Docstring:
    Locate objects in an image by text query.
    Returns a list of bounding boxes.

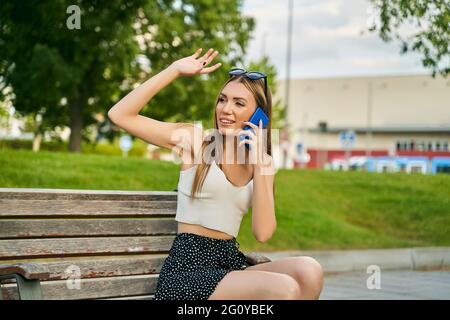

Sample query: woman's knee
[255,272,301,300]
[292,256,324,298]
[271,274,301,300]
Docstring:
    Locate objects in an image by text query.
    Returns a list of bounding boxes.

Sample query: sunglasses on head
[228,68,268,99]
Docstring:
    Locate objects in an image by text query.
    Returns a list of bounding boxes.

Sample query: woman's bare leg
[245,256,324,300]
[208,270,301,300]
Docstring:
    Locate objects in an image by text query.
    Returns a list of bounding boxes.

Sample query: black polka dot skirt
[154,232,248,300]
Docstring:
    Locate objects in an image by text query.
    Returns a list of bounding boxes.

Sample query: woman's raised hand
[170,48,222,77]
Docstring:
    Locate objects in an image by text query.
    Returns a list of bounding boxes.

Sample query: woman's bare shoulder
[172,122,205,146]
[172,123,205,167]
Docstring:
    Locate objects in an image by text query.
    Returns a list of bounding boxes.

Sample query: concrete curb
[257,247,450,273]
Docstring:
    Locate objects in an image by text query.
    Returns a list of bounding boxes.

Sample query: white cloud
[242,0,429,79]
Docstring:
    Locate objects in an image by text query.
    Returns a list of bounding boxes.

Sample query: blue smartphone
[239,107,269,150]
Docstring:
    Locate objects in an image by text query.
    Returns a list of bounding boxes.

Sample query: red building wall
[296,149,450,169]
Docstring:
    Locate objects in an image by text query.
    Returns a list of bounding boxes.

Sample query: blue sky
[242,0,430,79]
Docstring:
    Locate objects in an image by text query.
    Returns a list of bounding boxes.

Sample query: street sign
[119,135,132,157]
[339,130,356,150]
[295,143,310,165]
[296,143,303,155]
[300,153,311,163]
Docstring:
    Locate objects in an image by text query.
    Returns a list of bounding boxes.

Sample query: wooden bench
[0,188,271,300]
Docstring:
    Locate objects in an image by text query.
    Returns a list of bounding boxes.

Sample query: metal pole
[261,32,267,59]
[284,0,294,168]
[366,81,373,158]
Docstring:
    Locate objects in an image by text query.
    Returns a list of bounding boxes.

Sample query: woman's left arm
[239,120,277,242]
[251,159,276,242]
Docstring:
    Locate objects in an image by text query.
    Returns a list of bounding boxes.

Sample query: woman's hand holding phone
[238,119,272,169]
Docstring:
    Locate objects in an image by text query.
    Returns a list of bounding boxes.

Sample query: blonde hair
[190,74,273,198]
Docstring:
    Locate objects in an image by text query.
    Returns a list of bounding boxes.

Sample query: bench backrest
[0,188,177,300]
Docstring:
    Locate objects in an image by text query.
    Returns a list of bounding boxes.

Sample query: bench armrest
[0,263,50,281]
[244,252,271,266]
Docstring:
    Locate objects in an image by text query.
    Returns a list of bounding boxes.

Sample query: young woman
[108,48,324,300]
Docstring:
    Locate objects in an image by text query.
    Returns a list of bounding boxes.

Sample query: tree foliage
[0,0,258,151]
[368,0,450,77]
[136,0,254,123]
[0,0,145,151]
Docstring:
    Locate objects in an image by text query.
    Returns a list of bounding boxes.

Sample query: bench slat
[0,200,176,217]
[0,188,177,201]
[0,254,167,280]
[0,219,177,238]
[2,274,159,300]
[0,236,175,259]
[0,263,50,280]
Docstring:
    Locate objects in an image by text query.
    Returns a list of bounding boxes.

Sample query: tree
[0,0,145,152]
[368,0,450,77]
[134,0,254,125]
[0,0,255,152]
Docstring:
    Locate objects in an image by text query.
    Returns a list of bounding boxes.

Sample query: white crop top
[175,161,253,238]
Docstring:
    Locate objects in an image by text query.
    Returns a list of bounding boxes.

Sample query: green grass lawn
[1,148,449,251]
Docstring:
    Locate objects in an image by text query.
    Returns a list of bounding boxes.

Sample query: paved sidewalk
[262,247,450,273]
[320,270,450,300]
[258,247,450,299]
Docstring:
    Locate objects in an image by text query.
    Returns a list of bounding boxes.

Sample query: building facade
[275,74,450,173]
